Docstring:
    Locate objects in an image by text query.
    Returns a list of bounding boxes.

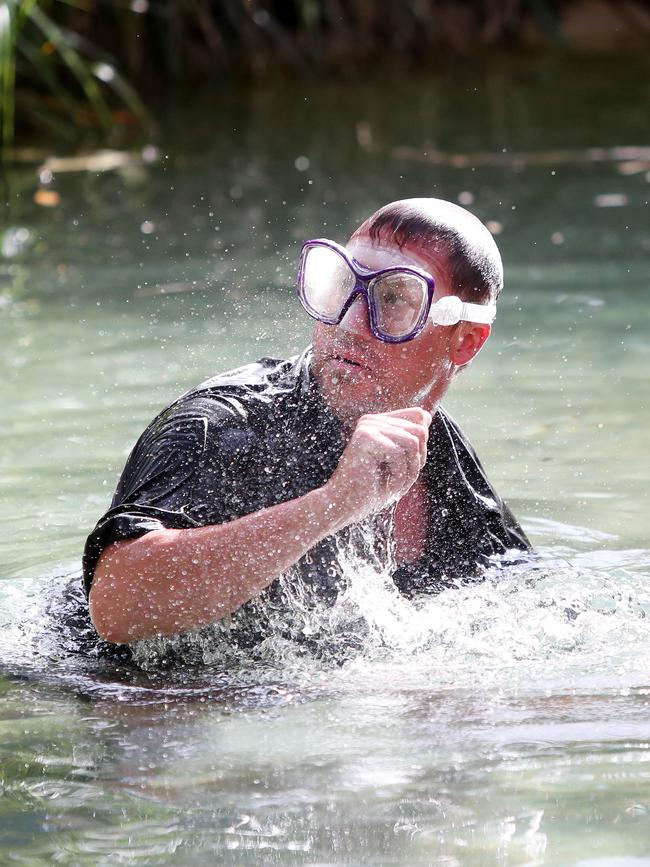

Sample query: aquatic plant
[2,0,648,155]
[0,0,147,153]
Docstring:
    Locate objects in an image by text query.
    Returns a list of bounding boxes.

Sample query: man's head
[308,198,503,427]
[352,197,503,304]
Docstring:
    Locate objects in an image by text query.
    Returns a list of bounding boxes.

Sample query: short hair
[352,198,503,304]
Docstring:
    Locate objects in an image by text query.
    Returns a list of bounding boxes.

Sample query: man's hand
[324,407,432,528]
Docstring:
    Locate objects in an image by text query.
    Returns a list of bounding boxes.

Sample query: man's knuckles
[370,418,429,449]
[358,417,428,444]
[361,412,430,434]
[385,407,432,426]
[354,428,421,464]
[357,406,433,428]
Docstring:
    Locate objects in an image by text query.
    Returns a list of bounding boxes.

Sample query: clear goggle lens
[370,272,428,339]
[301,245,355,320]
[302,245,428,338]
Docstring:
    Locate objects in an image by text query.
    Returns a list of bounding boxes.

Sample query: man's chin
[315,369,390,423]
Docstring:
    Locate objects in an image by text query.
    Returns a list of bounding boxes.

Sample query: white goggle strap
[460,300,497,325]
[429,295,496,326]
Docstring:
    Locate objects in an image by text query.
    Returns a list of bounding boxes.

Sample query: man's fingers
[358,416,428,469]
[381,407,433,427]
[330,408,430,523]
[367,431,419,497]
[359,408,431,463]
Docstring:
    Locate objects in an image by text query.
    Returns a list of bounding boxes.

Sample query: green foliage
[0,0,148,154]
[0,0,19,150]
[1,0,646,155]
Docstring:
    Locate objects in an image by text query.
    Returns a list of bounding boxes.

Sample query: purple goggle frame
[298,238,436,345]
[297,238,496,345]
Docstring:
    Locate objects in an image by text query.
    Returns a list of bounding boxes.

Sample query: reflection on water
[1,58,650,864]
[1,536,650,864]
[1,533,650,863]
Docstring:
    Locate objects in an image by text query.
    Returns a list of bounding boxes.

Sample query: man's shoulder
[110,353,313,511]
[129,347,318,464]
[172,349,312,412]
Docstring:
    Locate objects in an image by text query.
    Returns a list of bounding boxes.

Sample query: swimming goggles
[297,238,496,344]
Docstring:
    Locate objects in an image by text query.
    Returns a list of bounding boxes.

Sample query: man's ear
[451,324,491,367]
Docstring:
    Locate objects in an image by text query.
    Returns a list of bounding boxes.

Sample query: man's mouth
[336,354,360,367]
[332,353,370,371]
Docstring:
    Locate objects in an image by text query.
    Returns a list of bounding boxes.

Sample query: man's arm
[91,485,346,644]
[90,407,431,644]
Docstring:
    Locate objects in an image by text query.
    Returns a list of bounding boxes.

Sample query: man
[84,198,531,647]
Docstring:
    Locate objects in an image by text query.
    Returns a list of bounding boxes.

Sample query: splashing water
[2,514,649,702]
[127,515,650,694]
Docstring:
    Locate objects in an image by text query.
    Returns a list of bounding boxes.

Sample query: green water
[1,58,650,864]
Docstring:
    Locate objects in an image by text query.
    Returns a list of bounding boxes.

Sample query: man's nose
[338,295,373,340]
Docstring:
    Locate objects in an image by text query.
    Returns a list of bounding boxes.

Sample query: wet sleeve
[82,396,254,596]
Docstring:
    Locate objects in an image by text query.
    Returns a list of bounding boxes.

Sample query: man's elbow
[89,543,139,645]
[90,603,130,645]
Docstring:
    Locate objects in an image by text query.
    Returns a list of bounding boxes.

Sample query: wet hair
[353,199,503,304]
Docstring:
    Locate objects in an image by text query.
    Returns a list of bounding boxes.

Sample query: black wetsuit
[83,349,530,637]
[83,349,530,656]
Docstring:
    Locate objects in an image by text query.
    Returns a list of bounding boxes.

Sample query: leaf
[0,0,17,148]
[27,4,113,132]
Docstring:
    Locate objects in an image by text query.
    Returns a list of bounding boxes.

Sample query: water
[1,57,650,863]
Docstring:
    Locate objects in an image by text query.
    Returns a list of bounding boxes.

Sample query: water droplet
[93,62,115,83]
[141,144,159,163]
[1,227,32,258]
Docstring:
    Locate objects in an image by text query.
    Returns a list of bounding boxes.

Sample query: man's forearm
[89,485,346,644]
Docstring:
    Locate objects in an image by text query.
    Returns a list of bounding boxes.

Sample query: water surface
[1,58,649,864]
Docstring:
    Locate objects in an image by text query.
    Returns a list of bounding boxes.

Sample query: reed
[1,0,148,153]
[1,0,646,155]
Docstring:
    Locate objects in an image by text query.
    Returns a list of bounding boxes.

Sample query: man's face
[311,233,460,426]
